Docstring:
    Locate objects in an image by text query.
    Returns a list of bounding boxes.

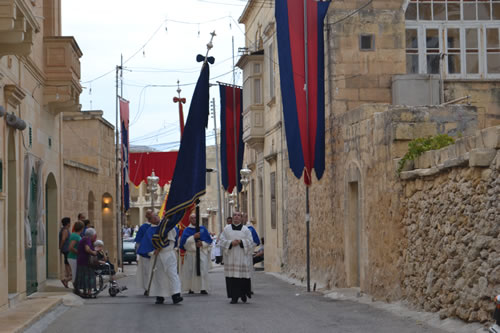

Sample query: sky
[62,0,249,151]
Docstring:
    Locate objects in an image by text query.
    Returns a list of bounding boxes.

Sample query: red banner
[129,151,178,187]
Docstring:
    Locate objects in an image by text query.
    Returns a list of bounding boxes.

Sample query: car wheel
[128,261,132,265]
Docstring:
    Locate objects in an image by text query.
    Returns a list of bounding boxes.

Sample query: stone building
[61,110,117,268]
[0,0,83,308]
[238,0,500,323]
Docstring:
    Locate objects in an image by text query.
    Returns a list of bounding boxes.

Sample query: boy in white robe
[180,214,212,294]
[219,212,255,304]
[149,214,183,305]
[135,210,155,295]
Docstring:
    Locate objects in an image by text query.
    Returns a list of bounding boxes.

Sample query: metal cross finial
[203,31,216,66]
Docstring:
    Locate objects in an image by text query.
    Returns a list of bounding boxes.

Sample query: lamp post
[147,171,159,210]
[240,167,251,214]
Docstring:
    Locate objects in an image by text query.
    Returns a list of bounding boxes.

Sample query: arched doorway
[344,162,364,288]
[7,129,18,294]
[101,193,116,265]
[45,173,58,279]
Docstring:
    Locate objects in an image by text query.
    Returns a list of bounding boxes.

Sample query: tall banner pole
[232,36,240,211]
[304,0,311,293]
[195,201,201,276]
[212,97,224,234]
[115,65,123,269]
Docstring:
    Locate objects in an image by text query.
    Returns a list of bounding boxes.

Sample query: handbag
[88,255,99,268]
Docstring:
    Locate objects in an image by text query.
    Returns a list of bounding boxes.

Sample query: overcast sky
[62,0,248,150]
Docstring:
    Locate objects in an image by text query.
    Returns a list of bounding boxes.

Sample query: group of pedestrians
[134,209,262,305]
[59,213,115,298]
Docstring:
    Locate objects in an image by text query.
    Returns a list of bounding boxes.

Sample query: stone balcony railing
[0,0,40,57]
[43,36,82,113]
[242,105,265,151]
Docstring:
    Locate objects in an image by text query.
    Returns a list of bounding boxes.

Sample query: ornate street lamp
[147,170,159,210]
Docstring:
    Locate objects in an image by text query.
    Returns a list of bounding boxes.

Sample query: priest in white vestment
[180,214,212,294]
[219,212,255,304]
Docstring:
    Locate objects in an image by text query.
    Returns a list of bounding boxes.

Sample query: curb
[0,297,62,333]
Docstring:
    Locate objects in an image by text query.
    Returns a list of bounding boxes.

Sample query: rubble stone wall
[400,126,500,323]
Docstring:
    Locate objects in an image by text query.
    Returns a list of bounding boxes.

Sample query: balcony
[242,106,265,151]
[236,51,265,151]
[0,0,40,56]
[43,36,82,113]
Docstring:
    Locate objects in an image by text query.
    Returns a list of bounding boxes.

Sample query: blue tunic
[136,225,158,258]
[247,225,260,246]
[179,226,212,251]
[134,223,151,244]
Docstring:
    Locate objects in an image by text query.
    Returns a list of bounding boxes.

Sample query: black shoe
[188,290,194,294]
[172,293,183,304]
[155,297,164,304]
[200,290,208,295]
[230,298,238,304]
[250,291,254,295]
[241,295,247,303]
[144,290,149,296]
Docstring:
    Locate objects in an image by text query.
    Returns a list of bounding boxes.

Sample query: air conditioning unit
[392,74,440,106]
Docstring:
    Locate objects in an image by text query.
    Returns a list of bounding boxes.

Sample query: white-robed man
[180,214,212,294]
[148,213,183,305]
[219,211,255,304]
[243,213,260,294]
[135,210,154,295]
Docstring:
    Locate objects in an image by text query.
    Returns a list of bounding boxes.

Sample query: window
[426,28,440,74]
[269,42,275,99]
[466,28,480,73]
[405,0,500,78]
[29,125,33,148]
[48,137,52,149]
[447,28,461,73]
[270,172,276,230]
[254,78,262,104]
[406,29,419,73]
[487,28,500,73]
[406,0,500,21]
[251,178,255,219]
[359,34,375,51]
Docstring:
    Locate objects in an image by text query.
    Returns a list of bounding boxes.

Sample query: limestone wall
[285,103,480,304]
[445,81,500,130]
[400,126,500,322]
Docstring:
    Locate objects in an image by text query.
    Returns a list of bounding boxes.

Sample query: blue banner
[152,64,210,249]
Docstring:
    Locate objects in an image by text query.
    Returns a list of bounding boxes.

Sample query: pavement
[0,267,129,333]
[1,264,492,333]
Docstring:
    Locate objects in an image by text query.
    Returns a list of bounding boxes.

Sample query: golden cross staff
[173,80,186,140]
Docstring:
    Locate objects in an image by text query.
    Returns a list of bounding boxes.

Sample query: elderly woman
[74,227,98,298]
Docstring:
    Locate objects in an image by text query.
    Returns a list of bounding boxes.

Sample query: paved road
[42,265,447,333]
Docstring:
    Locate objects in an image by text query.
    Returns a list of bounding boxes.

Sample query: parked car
[122,238,137,264]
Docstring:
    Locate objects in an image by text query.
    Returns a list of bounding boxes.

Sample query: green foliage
[397,134,455,175]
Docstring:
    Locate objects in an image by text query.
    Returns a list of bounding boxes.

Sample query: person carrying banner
[148,213,183,305]
[135,210,155,295]
[180,214,212,294]
[218,211,255,304]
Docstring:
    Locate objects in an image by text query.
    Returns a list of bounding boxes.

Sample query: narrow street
[39,265,449,333]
